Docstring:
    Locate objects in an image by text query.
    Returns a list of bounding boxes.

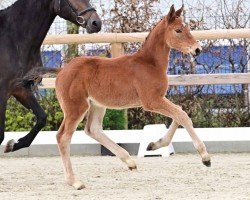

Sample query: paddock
[0,153,249,200]
[1,13,250,200]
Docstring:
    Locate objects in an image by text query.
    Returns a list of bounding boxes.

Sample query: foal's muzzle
[194,48,201,56]
[190,46,202,57]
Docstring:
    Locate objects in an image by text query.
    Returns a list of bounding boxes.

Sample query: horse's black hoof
[202,160,211,167]
[146,142,155,151]
[4,139,16,153]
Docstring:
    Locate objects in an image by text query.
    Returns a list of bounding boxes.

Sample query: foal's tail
[15,67,62,90]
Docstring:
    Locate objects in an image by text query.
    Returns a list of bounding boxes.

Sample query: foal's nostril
[195,48,201,56]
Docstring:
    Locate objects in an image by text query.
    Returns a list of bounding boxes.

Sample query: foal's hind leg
[85,103,136,170]
[5,88,47,152]
[143,97,211,167]
[57,101,89,190]
[147,120,179,151]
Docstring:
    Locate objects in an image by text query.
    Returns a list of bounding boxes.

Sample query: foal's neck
[137,20,170,70]
[4,0,56,51]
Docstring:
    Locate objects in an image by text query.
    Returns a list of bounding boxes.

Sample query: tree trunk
[66,22,79,61]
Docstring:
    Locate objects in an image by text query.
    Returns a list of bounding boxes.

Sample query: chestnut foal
[55,5,211,189]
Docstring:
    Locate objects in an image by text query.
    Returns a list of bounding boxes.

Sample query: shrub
[5,90,127,131]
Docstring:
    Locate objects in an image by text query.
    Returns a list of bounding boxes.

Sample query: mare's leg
[57,100,89,190]
[4,88,47,152]
[147,120,179,151]
[85,103,136,170]
[0,95,7,145]
[142,97,211,167]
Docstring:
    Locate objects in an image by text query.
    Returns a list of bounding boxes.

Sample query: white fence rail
[40,73,250,89]
[43,28,250,44]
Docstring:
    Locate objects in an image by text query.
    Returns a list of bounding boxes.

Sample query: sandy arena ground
[0,153,250,200]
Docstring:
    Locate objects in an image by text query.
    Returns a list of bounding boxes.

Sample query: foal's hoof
[72,181,85,190]
[146,142,156,151]
[202,157,211,167]
[4,139,15,153]
[127,159,137,171]
[128,165,137,171]
[202,160,211,167]
[121,157,137,171]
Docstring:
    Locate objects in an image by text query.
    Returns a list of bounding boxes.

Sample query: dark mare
[0,0,102,153]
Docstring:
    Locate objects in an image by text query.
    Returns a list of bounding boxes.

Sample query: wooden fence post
[111,43,124,57]
[110,43,128,129]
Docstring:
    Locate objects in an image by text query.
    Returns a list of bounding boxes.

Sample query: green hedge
[5,90,126,131]
[6,90,249,132]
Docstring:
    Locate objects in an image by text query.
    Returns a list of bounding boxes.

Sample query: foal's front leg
[143,97,211,167]
[57,100,90,190]
[85,103,137,170]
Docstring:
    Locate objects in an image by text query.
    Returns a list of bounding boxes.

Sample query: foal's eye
[175,29,182,33]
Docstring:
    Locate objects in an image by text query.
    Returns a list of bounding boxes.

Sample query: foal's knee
[84,127,93,137]
[84,126,102,140]
[56,132,62,143]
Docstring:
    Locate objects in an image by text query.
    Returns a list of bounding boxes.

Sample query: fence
[41,28,250,87]
[6,28,249,155]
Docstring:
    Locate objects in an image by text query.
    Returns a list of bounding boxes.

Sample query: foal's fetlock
[4,139,16,153]
[120,157,137,170]
[196,143,211,167]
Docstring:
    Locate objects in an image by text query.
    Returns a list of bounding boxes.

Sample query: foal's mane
[140,18,163,50]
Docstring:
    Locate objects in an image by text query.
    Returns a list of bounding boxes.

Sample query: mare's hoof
[4,139,15,153]
[146,142,155,151]
[72,181,85,190]
[202,159,211,167]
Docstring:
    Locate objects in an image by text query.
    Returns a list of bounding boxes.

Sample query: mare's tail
[15,67,62,90]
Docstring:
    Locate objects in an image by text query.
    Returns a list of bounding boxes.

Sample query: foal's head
[54,0,102,33]
[164,5,201,56]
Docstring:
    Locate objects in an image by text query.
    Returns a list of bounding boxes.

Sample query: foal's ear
[175,4,184,17]
[166,5,176,23]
